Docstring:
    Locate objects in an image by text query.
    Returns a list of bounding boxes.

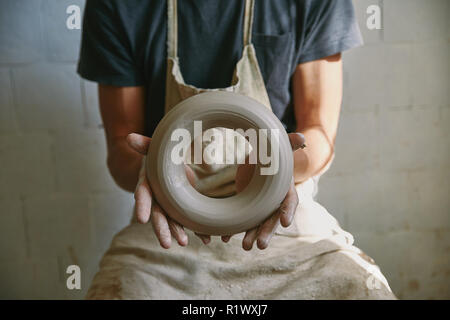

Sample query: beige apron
[86,0,396,299]
[164,0,271,113]
[165,0,271,198]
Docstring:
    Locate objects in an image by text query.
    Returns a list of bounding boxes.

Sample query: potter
[78,0,397,300]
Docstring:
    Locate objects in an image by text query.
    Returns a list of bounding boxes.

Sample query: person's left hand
[197,132,306,250]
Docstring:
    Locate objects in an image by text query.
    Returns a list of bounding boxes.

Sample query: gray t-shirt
[78,0,363,135]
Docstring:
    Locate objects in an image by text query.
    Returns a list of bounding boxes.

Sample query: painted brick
[380,44,415,108]
[53,128,118,193]
[318,171,382,232]
[89,191,133,253]
[339,168,448,233]
[377,171,419,232]
[354,230,450,299]
[343,43,415,110]
[0,258,63,299]
[316,175,350,229]
[441,105,450,141]
[331,109,380,175]
[0,196,27,262]
[0,68,17,133]
[343,46,385,110]
[41,0,85,62]
[352,0,383,45]
[405,167,450,230]
[322,165,450,235]
[0,133,56,196]
[384,0,449,43]
[12,63,84,130]
[24,194,93,261]
[57,248,101,299]
[0,0,43,63]
[410,41,450,107]
[379,105,448,171]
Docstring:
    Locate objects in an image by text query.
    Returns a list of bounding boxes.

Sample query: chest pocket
[252,32,294,97]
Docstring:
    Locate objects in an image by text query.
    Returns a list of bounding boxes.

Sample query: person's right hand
[127,133,199,249]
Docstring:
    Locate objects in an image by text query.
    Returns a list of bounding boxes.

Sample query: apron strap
[167,0,255,58]
[243,0,255,47]
[167,0,178,58]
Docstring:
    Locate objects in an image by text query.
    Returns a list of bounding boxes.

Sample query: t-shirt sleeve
[297,0,363,64]
[77,0,144,86]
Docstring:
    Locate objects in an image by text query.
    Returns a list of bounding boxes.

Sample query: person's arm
[98,85,146,192]
[291,53,343,183]
[234,53,342,250]
[98,84,191,248]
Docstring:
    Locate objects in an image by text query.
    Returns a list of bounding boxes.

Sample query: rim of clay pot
[147,91,293,235]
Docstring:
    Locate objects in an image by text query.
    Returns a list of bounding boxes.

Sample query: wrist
[293,148,310,184]
[107,142,144,192]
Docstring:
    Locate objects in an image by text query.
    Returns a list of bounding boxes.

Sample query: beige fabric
[86,0,396,299]
[86,180,396,299]
[187,127,252,197]
[86,220,395,299]
[164,0,271,114]
[166,0,270,198]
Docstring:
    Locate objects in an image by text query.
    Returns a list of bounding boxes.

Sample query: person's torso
[111,0,302,136]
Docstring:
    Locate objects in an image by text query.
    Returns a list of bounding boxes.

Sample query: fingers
[256,211,281,250]
[147,196,187,247]
[168,219,188,247]
[197,234,231,244]
[221,235,232,243]
[288,132,306,151]
[239,134,301,250]
[235,162,255,193]
[195,233,211,245]
[185,164,197,187]
[279,180,299,228]
[242,227,259,251]
[127,133,152,155]
[242,180,299,250]
[196,234,232,244]
[134,174,152,224]
[150,202,172,249]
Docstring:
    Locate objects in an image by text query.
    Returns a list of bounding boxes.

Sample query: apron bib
[164,0,271,114]
[164,0,272,198]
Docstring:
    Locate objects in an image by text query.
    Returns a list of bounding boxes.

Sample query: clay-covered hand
[127,133,197,249]
[231,132,306,250]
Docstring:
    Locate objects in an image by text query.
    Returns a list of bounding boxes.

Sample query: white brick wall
[12,64,84,130]
[319,0,449,299]
[0,133,56,196]
[41,0,86,62]
[0,0,133,299]
[383,0,449,43]
[0,0,43,64]
[0,0,448,299]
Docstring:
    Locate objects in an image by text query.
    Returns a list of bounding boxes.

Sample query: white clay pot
[146,91,293,235]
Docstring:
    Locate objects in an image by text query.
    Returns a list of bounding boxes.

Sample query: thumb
[288,132,306,152]
[127,133,152,155]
